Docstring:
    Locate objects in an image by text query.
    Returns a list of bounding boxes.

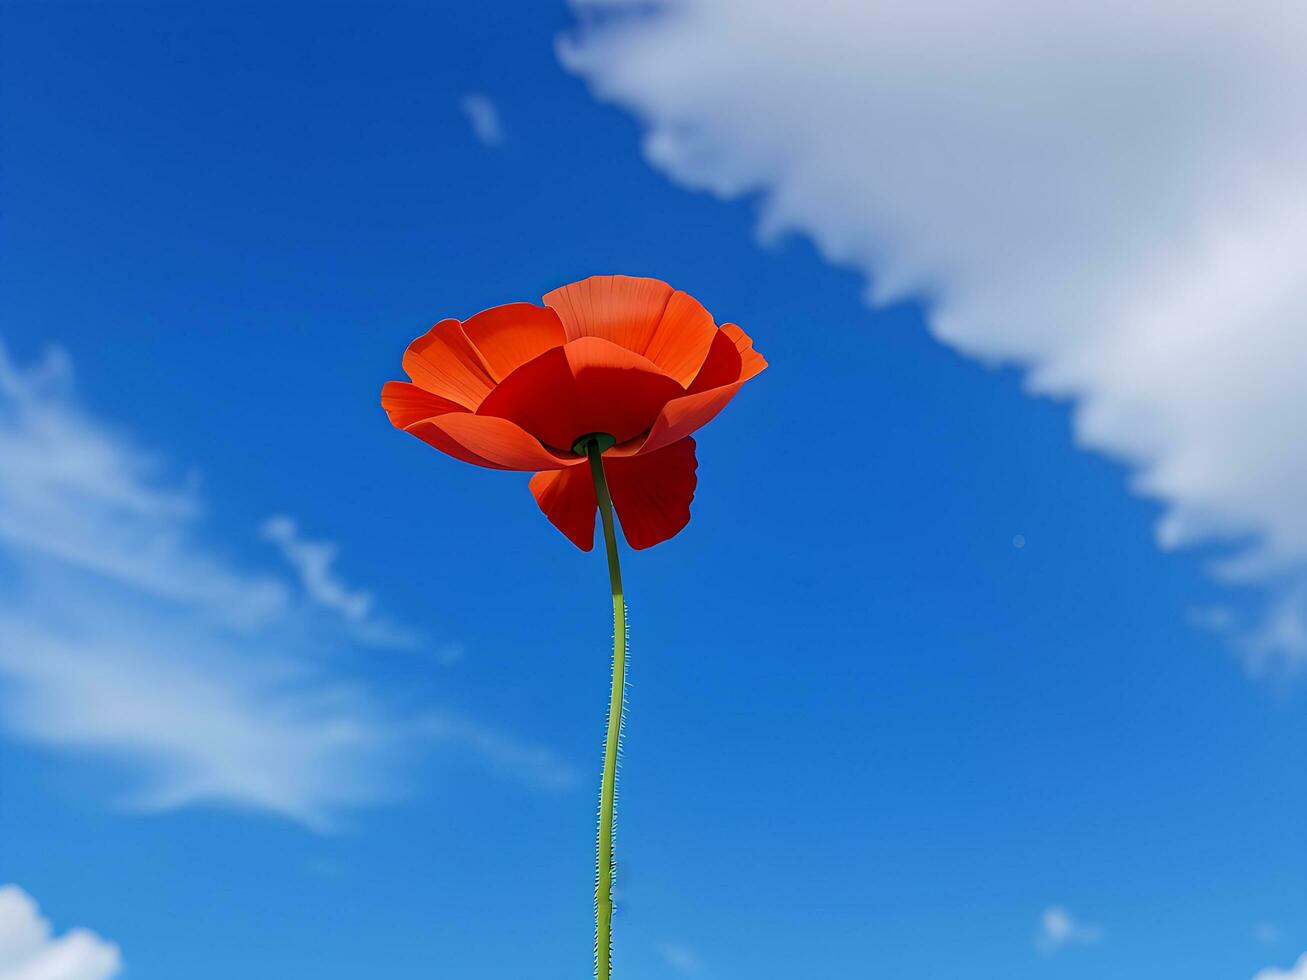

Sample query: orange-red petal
[606,437,698,550]
[719,322,767,382]
[528,439,698,551]
[643,290,719,387]
[402,417,503,469]
[636,323,766,455]
[380,381,466,429]
[408,413,573,471]
[686,328,744,393]
[529,463,596,551]
[542,275,718,386]
[477,337,684,451]
[565,336,686,440]
[402,319,496,409]
[460,303,567,383]
[543,275,670,350]
[640,383,745,456]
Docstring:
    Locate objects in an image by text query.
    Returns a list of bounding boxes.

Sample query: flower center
[572,432,617,456]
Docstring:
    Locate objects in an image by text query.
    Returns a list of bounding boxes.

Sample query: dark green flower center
[572,432,617,456]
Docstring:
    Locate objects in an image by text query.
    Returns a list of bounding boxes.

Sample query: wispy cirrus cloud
[0,341,571,829]
[560,0,1307,672]
[0,345,284,627]
[0,885,121,980]
[260,514,419,650]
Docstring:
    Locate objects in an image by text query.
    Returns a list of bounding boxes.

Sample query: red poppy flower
[381,275,766,550]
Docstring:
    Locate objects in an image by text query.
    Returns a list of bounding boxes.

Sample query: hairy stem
[586,439,625,980]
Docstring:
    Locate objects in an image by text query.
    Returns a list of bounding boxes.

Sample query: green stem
[586,439,625,980]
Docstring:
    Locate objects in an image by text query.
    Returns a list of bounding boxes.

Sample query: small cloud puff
[1036,906,1103,953]
[1254,952,1307,980]
[459,93,504,146]
[0,885,121,980]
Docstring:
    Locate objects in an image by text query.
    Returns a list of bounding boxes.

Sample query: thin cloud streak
[260,514,419,650]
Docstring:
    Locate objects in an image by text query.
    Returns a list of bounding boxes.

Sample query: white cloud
[1036,906,1103,953]
[459,93,504,146]
[0,342,571,829]
[658,942,705,976]
[260,514,418,650]
[1255,953,1307,980]
[560,0,1307,670]
[0,885,121,980]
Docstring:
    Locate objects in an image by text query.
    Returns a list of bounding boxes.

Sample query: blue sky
[1,2,1305,979]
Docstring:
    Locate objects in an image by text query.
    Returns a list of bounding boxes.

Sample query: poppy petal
[461,303,567,383]
[605,437,699,550]
[474,347,580,452]
[543,275,718,386]
[637,324,767,455]
[564,336,685,440]
[638,382,744,457]
[403,318,496,409]
[408,413,574,471]
[477,337,683,451]
[529,440,698,551]
[381,381,466,429]
[686,329,744,394]
[402,418,502,469]
[529,463,597,551]
[720,322,767,381]
[543,274,671,351]
[642,290,719,387]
